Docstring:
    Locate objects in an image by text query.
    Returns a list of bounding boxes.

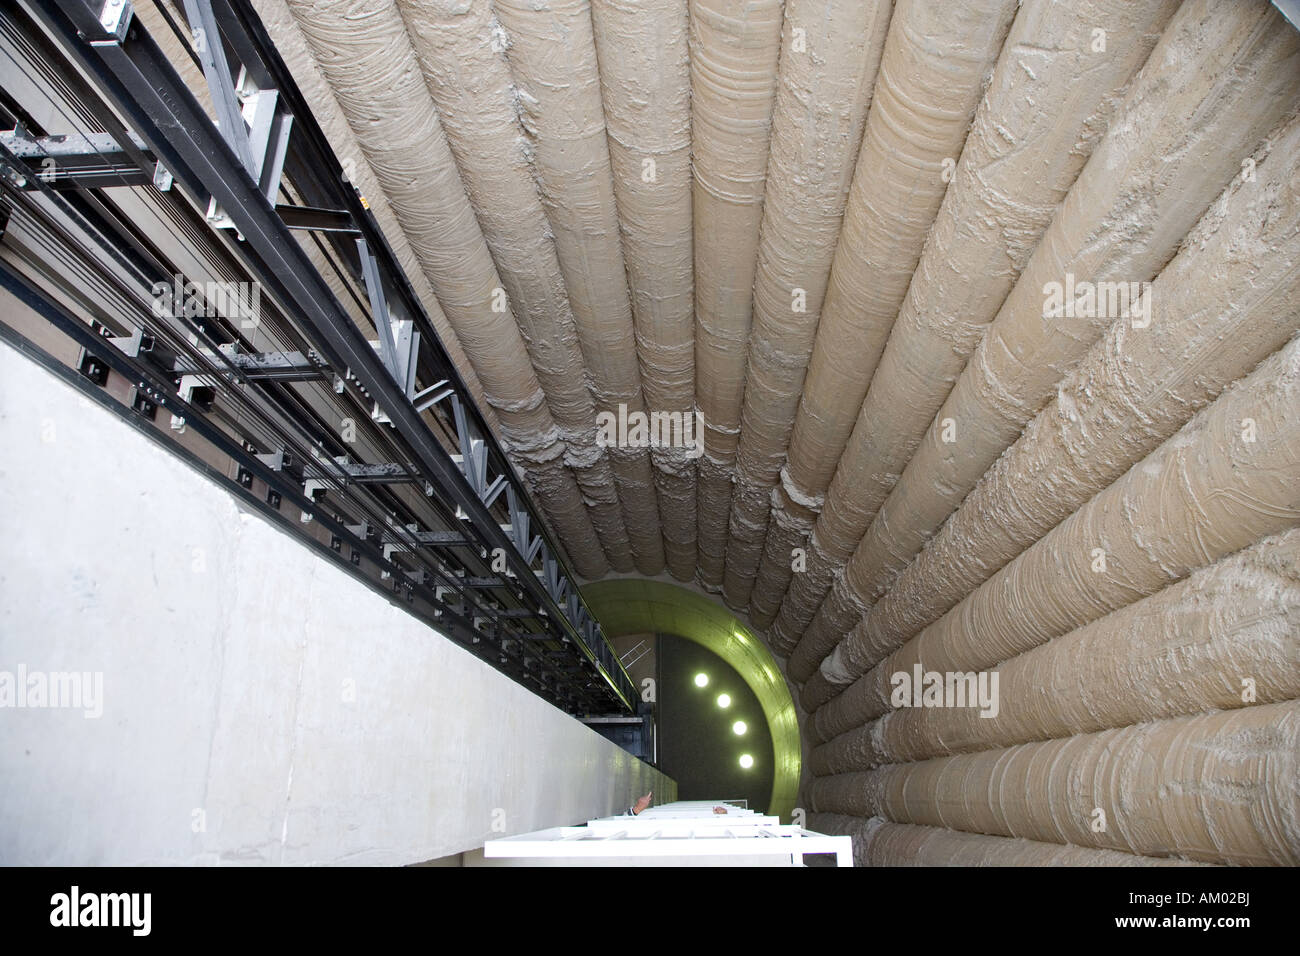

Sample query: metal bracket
[182,0,291,221]
[210,344,328,382]
[305,459,418,489]
[357,238,418,405]
[448,393,507,508]
[413,379,453,413]
[539,555,570,608]
[152,161,173,191]
[236,65,292,202]
[182,0,255,176]
[505,486,544,564]
[90,0,132,45]
[381,527,469,561]
[277,204,356,233]
[1,128,151,189]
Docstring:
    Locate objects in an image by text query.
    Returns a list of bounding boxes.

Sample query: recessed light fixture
[739,754,754,769]
[694,673,709,688]
[716,693,731,708]
[733,720,747,735]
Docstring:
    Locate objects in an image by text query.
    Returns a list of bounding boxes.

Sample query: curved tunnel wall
[582,579,800,820]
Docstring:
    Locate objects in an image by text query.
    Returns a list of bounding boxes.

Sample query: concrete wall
[0,339,673,866]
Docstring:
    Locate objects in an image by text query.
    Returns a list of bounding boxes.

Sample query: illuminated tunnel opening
[582,579,801,820]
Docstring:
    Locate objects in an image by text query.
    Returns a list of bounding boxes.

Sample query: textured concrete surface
[0,339,673,865]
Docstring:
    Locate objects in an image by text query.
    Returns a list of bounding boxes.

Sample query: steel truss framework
[0,0,636,714]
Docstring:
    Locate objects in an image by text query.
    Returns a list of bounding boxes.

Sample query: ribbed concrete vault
[255,0,1300,864]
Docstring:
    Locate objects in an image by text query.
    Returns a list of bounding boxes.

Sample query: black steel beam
[0,264,608,706]
[29,0,633,711]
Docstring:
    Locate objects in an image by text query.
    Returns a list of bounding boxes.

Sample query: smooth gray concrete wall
[0,338,673,865]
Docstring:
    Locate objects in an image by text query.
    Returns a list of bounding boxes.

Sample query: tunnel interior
[0,0,1297,868]
[585,578,800,820]
[655,636,775,811]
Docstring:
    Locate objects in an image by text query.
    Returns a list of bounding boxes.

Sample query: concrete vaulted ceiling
[234,0,1300,864]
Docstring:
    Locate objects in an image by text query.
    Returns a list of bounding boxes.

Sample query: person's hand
[633,791,653,815]
[712,806,727,815]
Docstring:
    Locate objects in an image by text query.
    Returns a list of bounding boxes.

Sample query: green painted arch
[583,578,800,821]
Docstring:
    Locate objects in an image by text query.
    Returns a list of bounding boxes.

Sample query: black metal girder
[29,0,633,711]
